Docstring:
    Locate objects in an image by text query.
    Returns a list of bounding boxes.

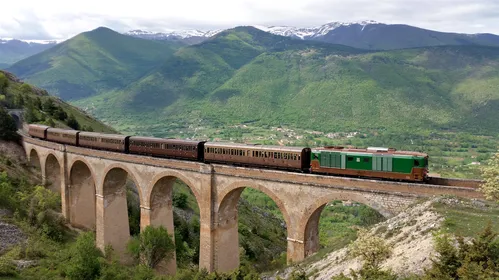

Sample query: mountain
[309,22,499,50]
[57,26,499,137]
[7,27,181,100]
[125,29,223,45]
[125,21,499,50]
[0,38,57,66]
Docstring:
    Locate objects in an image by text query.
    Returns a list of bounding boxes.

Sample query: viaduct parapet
[22,134,483,274]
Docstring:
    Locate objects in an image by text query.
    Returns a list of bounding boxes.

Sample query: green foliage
[423,223,499,279]
[173,192,188,208]
[348,228,392,270]
[0,72,8,94]
[67,114,80,130]
[18,185,65,241]
[127,225,175,269]
[64,232,102,280]
[8,27,181,101]
[0,106,19,141]
[480,152,499,201]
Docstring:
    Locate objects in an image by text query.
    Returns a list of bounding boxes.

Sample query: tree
[0,107,20,141]
[423,223,499,279]
[0,73,8,94]
[67,114,80,130]
[65,232,102,280]
[20,83,32,94]
[332,228,396,280]
[127,225,175,269]
[42,98,56,114]
[480,152,499,202]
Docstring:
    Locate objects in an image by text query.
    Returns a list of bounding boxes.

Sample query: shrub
[423,222,499,279]
[480,152,499,202]
[127,225,175,269]
[65,232,102,280]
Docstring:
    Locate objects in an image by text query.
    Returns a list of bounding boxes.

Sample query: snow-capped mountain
[124,21,382,43]
[125,29,224,41]
[254,20,380,39]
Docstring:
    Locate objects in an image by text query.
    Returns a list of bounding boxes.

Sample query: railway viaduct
[22,134,483,274]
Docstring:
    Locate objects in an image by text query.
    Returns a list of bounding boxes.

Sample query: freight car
[204,142,311,172]
[310,146,428,181]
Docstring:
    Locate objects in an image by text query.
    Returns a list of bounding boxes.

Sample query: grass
[432,199,499,237]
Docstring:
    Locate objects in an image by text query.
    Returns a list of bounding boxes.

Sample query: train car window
[348,157,353,161]
[414,160,420,166]
[298,155,301,160]
[363,158,370,163]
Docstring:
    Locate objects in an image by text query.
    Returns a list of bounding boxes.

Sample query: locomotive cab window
[414,160,420,166]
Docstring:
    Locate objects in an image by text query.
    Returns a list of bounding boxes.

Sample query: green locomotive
[310,146,428,181]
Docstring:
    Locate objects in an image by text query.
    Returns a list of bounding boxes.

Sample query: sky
[0,0,498,40]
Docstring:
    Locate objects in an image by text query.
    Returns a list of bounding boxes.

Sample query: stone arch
[146,172,201,274]
[44,153,62,193]
[97,164,142,258]
[214,180,291,273]
[28,148,41,171]
[216,180,291,228]
[299,191,387,258]
[69,160,97,229]
[101,163,144,205]
[147,171,201,208]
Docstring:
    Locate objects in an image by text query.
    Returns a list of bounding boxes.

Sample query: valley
[1,15,499,279]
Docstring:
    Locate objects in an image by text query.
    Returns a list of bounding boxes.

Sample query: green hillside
[0,70,115,133]
[69,27,499,136]
[7,27,181,100]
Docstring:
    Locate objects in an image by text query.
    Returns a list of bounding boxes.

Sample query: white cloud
[0,0,498,39]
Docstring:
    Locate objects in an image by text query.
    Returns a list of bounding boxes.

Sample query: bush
[65,232,102,280]
[422,222,499,279]
[127,225,175,269]
[173,192,188,209]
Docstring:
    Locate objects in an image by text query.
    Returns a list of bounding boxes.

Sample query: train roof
[312,146,428,157]
[79,131,128,139]
[129,136,204,145]
[47,127,79,134]
[29,124,50,129]
[205,142,307,152]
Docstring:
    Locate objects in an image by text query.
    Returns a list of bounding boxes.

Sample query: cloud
[0,0,498,39]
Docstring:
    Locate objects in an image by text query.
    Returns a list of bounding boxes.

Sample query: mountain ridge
[124,21,499,50]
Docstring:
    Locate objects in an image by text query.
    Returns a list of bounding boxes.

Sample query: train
[28,124,429,182]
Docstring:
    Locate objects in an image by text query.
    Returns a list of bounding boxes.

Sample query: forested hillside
[7,27,182,100]
[62,27,499,136]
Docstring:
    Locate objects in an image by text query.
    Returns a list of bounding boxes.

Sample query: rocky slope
[267,198,450,279]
